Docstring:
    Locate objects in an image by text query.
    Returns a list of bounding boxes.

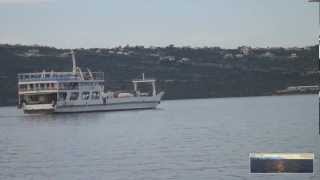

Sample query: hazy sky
[0,0,318,48]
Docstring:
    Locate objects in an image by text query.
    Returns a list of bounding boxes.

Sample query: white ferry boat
[17,51,164,113]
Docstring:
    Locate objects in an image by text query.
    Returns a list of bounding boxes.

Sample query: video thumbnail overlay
[250,153,314,173]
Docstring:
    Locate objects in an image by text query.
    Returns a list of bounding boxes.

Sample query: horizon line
[0,43,317,50]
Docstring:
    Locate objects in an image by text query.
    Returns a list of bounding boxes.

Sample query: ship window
[70,92,79,101]
[59,83,64,90]
[80,82,88,86]
[58,92,67,101]
[82,92,90,100]
[64,83,70,90]
[91,91,100,99]
[19,84,27,91]
[72,83,79,89]
[30,95,39,102]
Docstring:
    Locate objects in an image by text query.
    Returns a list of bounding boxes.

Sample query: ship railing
[18,72,104,82]
[132,78,156,82]
[19,86,59,92]
[19,86,82,92]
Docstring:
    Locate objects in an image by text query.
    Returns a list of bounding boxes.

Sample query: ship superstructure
[17,51,164,113]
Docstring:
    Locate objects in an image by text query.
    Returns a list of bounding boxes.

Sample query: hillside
[0,44,318,106]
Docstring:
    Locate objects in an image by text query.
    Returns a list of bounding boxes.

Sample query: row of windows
[79,82,104,86]
[20,82,104,91]
[58,91,100,101]
[59,82,78,90]
[19,83,56,91]
[58,82,104,90]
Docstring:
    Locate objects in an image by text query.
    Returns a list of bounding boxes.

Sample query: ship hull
[22,92,164,114]
[54,101,160,113]
[24,109,55,114]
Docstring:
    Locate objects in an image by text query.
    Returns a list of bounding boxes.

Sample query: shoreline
[1,93,317,107]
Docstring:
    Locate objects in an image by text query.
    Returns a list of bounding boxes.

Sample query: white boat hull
[23,92,164,114]
[54,101,160,113]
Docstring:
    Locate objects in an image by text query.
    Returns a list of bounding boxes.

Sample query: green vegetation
[0,44,318,106]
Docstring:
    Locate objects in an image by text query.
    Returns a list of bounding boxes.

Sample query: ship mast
[71,50,77,74]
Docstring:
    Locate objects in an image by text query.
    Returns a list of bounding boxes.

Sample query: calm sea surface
[0,95,319,180]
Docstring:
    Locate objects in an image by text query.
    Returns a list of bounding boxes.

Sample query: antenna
[71,50,76,73]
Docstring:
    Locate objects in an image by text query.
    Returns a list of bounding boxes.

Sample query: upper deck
[18,71,104,83]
